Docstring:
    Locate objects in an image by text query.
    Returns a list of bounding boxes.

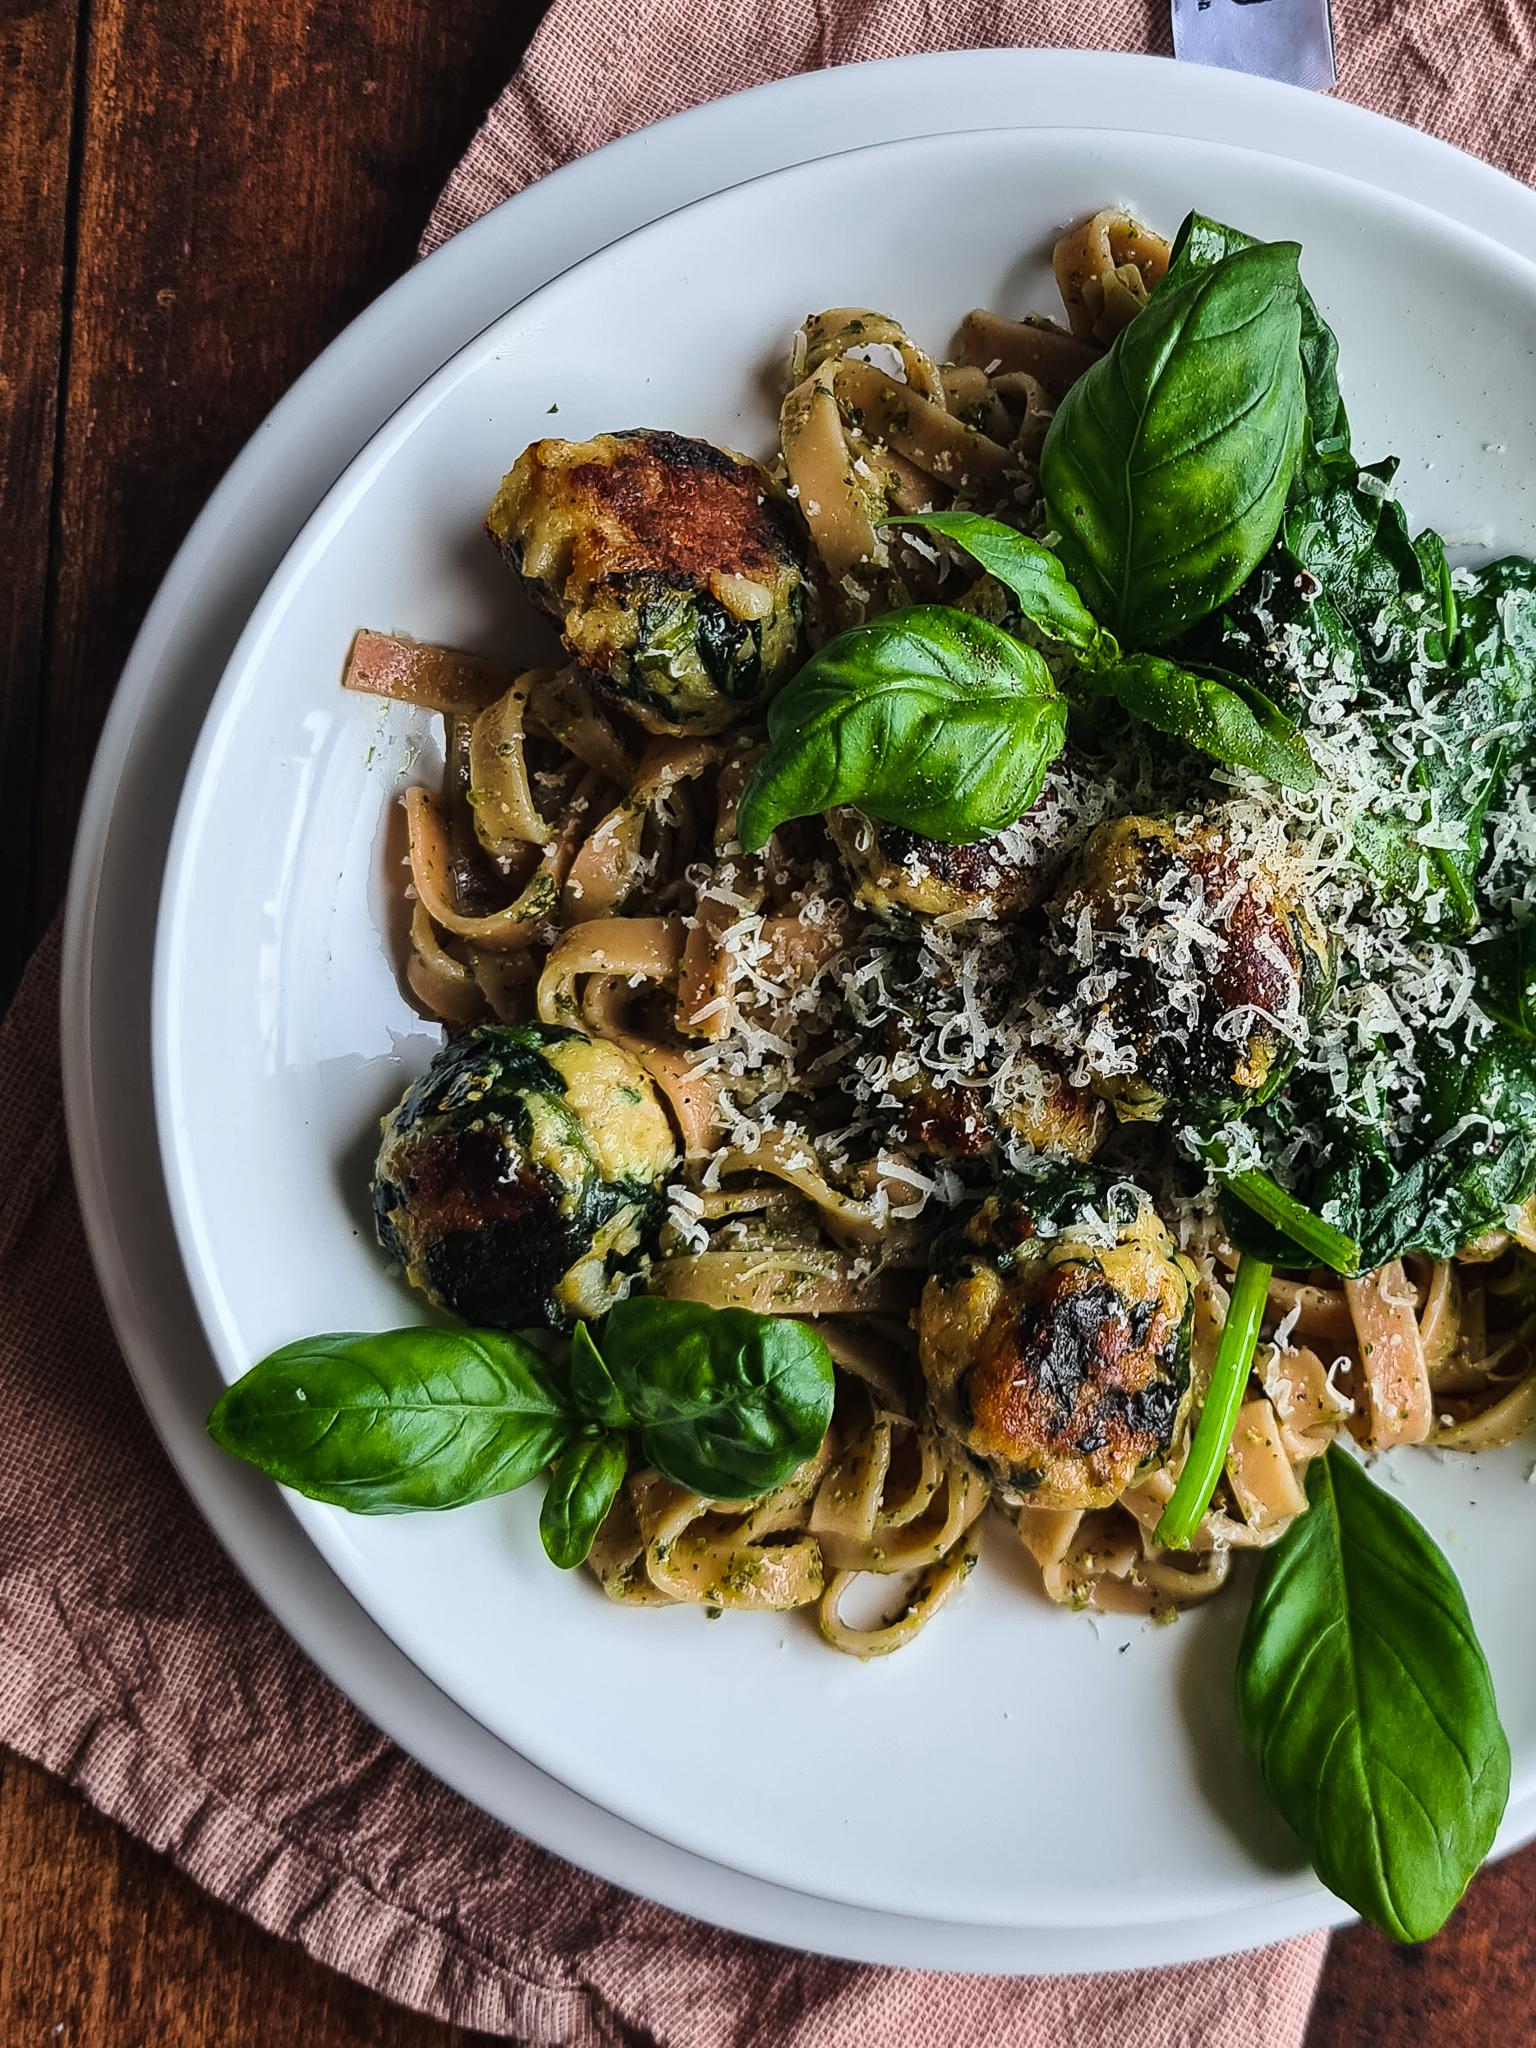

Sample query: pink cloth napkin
[7,3,1536,2041]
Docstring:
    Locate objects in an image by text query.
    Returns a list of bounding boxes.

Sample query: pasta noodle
[347,209,1536,1654]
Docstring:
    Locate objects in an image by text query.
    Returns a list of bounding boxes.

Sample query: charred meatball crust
[487,430,807,735]
[919,1169,1196,1510]
[883,1028,1110,1165]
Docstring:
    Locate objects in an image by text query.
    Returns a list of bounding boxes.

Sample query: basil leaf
[1041,241,1307,647]
[890,512,1118,666]
[539,1430,628,1568]
[736,607,1066,852]
[1160,210,1353,496]
[569,1318,630,1426]
[597,1297,834,1499]
[1102,653,1315,789]
[208,1327,576,1512]
[1236,1445,1509,1941]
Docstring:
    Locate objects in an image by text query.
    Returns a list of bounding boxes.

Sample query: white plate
[68,52,1536,1971]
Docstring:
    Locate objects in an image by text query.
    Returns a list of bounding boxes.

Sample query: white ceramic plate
[66,52,1536,1970]
[152,115,1536,1948]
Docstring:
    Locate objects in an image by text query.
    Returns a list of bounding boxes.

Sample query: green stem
[1224,1168,1362,1276]
[1155,1254,1273,1552]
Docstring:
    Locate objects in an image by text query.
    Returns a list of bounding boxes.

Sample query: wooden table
[3,3,1534,2039]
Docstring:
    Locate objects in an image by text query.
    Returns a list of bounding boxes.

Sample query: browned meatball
[1037,813,1333,1126]
[827,749,1099,923]
[487,430,807,735]
[885,1033,1110,1165]
[918,1168,1196,1510]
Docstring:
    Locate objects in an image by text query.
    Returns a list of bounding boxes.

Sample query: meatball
[881,1021,1109,1165]
[374,1023,677,1330]
[1038,814,1333,1127]
[486,430,807,735]
[826,750,1098,924]
[918,1167,1196,1510]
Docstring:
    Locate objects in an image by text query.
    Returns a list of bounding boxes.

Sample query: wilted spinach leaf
[1474,921,1536,1039]
[1197,465,1536,934]
[1243,1022,1536,1274]
[1236,1444,1509,1942]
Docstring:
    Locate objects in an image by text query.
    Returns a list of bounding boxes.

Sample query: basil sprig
[736,607,1066,852]
[1041,238,1307,647]
[1100,654,1314,790]
[594,1296,840,1496]
[540,1431,628,1569]
[1159,210,1354,498]
[896,513,1315,791]
[208,1327,576,1513]
[893,511,1114,664]
[1237,1446,1510,1941]
[209,1298,835,1570]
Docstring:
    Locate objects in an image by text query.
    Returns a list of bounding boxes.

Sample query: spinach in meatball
[374,1024,676,1331]
[487,430,807,735]
[826,749,1100,925]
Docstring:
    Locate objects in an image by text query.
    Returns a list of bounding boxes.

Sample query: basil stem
[1223,1169,1362,1275]
[1154,1254,1272,1551]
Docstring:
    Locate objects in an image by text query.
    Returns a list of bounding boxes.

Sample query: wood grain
[0,0,80,996]
[0,1749,493,2046]
[1308,1843,1536,2045]
[28,0,547,960]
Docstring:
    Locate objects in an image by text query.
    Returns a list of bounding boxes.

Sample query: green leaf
[569,1319,630,1426]
[1474,922,1536,1040]
[539,1431,628,1568]
[1236,1445,1510,1942]
[1041,240,1307,647]
[1331,1026,1536,1268]
[889,512,1118,665]
[1284,459,1424,617]
[1200,482,1532,937]
[207,1327,576,1512]
[1102,653,1315,789]
[735,606,1066,852]
[598,1296,834,1499]
[1159,210,1353,497]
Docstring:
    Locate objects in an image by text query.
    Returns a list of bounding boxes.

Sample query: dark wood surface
[2,1,1535,2039]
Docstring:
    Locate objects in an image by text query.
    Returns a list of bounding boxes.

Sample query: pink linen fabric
[421,0,1536,256]
[7,1,1536,2039]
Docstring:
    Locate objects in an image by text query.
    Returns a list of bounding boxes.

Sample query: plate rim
[62,47,1536,1973]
